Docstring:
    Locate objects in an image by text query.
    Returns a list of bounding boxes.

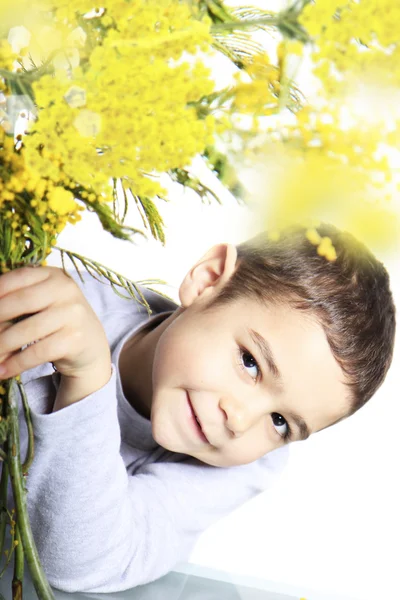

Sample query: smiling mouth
[193,408,208,440]
[187,393,209,444]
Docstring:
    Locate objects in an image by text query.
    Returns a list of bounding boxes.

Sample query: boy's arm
[21,368,289,594]
[52,365,112,411]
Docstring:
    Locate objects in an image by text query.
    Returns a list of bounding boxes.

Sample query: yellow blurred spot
[7,25,31,54]
[326,247,337,261]
[102,15,113,27]
[288,41,303,56]
[268,230,280,241]
[64,86,86,108]
[73,110,102,137]
[252,145,400,259]
[53,47,80,70]
[67,26,87,47]
[319,236,333,250]
[306,228,322,245]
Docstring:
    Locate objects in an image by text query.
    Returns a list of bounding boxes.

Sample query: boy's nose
[219,396,261,438]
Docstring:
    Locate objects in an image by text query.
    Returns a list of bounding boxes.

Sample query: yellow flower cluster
[1,0,398,263]
[283,0,400,181]
[293,101,393,193]
[232,54,281,116]
[248,1,400,257]
[0,39,16,79]
[299,0,400,95]
[11,0,218,202]
[0,126,84,268]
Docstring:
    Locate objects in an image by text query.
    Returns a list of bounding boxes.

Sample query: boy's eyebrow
[248,328,311,441]
[286,411,311,441]
[248,328,285,390]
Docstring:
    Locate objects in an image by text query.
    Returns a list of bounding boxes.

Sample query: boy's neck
[118,311,175,420]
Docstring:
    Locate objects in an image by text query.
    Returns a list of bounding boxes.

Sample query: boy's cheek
[153,333,193,378]
[153,325,224,392]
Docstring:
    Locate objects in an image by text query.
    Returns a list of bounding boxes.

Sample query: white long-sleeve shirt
[3,269,290,593]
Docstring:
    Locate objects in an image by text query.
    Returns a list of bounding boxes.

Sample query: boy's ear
[179,243,238,308]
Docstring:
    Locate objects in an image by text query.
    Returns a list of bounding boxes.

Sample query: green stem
[0,391,9,561]
[204,0,236,22]
[0,458,9,560]
[210,12,311,43]
[6,379,55,599]
[0,52,56,84]
[278,19,310,42]
[12,523,23,600]
[17,380,34,474]
[211,16,280,32]
[0,69,21,81]
[0,507,16,578]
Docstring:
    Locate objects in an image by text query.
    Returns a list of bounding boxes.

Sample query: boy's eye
[237,347,260,381]
[237,347,292,442]
[271,412,290,440]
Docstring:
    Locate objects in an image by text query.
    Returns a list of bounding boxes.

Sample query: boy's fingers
[0,352,13,365]
[0,320,14,362]
[0,274,69,323]
[0,320,13,333]
[0,307,66,363]
[0,265,50,298]
[0,330,71,380]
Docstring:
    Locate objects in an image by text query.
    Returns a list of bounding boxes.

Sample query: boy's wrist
[52,363,113,412]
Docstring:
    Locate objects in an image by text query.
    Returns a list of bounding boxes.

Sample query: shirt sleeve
[22,364,290,594]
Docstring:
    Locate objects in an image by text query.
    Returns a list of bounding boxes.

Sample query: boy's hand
[0,266,112,384]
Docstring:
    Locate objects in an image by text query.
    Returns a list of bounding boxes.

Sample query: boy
[0,222,396,593]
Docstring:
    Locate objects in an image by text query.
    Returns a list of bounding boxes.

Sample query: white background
[45,1,400,598]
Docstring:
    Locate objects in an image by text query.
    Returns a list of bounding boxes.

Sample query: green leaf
[128,192,166,245]
[54,248,176,314]
[212,31,267,67]
[76,192,146,242]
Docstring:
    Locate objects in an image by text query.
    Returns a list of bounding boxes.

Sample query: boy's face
[139,244,352,467]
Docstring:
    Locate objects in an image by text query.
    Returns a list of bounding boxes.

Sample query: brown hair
[206,222,396,419]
